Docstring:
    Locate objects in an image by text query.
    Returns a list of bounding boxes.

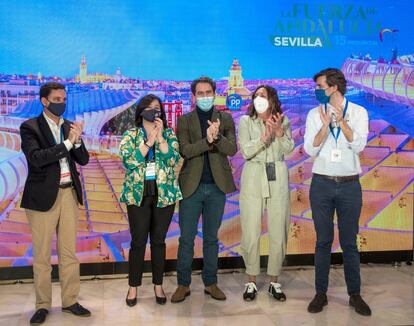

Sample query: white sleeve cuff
[64,139,74,151]
[304,142,321,156]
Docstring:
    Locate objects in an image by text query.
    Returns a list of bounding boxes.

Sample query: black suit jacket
[20,114,89,212]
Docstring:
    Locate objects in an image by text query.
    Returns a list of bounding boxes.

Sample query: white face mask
[253,96,269,114]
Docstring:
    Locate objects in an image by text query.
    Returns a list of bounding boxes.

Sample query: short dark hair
[247,85,282,119]
[39,82,65,100]
[190,76,216,95]
[313,68,347,96]
[134,94,168,128]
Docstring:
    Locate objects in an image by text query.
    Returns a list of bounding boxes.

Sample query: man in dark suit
[171,77,237,303]
[20,82,91,325]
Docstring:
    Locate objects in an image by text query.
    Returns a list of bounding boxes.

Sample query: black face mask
[141,109,161,123]
[47,102,66,117]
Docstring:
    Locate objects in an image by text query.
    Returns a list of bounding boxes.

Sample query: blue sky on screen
[0,0,412,80]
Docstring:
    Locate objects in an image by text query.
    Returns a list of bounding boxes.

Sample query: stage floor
[0,264,412,326]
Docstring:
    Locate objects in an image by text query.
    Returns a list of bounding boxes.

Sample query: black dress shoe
[30,309,48,325]
[126,287,137,307]
[349,294,372,316]
[62,302,91,317]
[308,293,328,313]
[154,286,167,305]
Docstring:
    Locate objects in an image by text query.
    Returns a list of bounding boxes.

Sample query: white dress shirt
[43,113,81,184]
[303,98,369,176]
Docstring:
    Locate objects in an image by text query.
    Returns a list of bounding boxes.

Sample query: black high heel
[126,287,137,307]
[154,285,167,305]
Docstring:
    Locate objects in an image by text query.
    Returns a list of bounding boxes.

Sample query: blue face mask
[196,97,214,112]
[315,88,330,104]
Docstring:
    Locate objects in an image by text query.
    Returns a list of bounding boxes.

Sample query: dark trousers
[176,183,226,287]
[309,174,362,295]
[127,196,175,287]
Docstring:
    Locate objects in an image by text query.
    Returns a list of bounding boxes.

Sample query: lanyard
[147,147,154,161]
[325,99,348,144]
[142,128,155,161]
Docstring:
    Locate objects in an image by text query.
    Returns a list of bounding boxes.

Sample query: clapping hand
[146,125,159,147]
[207,119,220,143]
[318,105,331,127]
[154,118,164,142]
[261,120,273,145]
[270,113,285,137]
[69,122,83,144]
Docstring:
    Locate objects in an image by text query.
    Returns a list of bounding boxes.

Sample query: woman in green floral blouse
[119,94,182,307]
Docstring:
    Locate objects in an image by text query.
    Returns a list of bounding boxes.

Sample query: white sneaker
[268,282,286,301]
[243,282,258,301]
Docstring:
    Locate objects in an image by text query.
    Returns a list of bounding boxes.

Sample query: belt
[248,159,285,164]
[59,182,73,189]
[313,173,359,183]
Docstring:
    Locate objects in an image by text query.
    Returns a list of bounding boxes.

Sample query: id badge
[60,160,71,184]
[145,162,156,180]
[330,149,342,163]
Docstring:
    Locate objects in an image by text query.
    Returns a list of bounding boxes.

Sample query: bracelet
[143,142,150,149]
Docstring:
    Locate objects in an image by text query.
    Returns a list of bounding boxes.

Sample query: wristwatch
[213,133,222,144]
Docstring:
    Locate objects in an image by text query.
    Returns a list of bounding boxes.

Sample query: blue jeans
[309,175,362,295]
[176,183,226,287]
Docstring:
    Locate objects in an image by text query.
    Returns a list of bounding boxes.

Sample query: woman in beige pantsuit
[238,85,294,302]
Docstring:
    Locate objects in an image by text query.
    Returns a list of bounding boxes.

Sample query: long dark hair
[247,85,282,119]
[134,94,168,128]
